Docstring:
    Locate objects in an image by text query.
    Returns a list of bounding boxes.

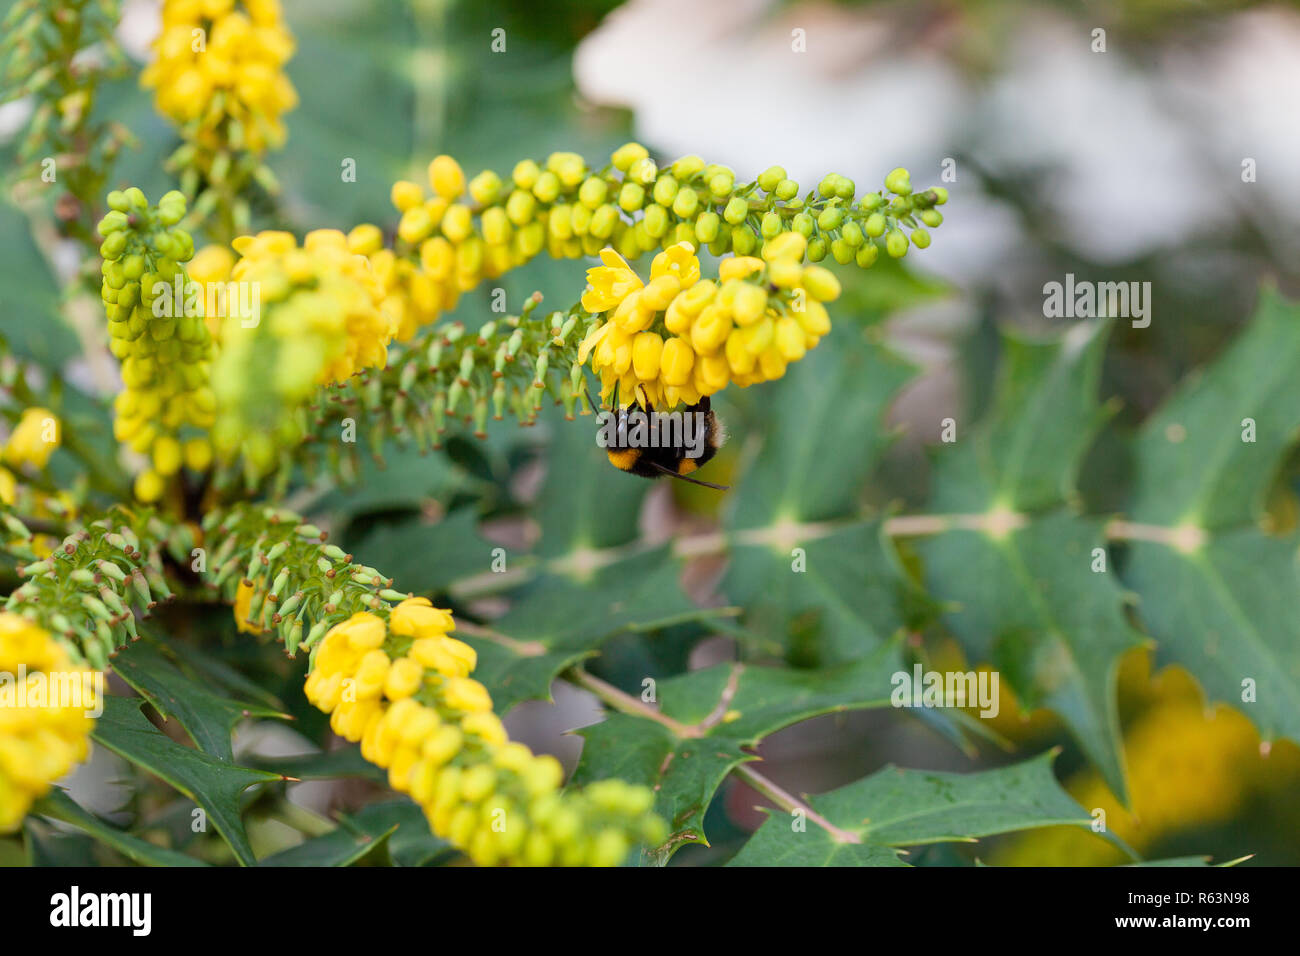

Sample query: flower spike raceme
[97,188,217,504]
[340,145,944,351]
[206,504,666,866]
[141,0,298,242]
[306,602,666,866]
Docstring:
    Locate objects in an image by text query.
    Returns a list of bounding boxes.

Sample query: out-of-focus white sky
[574,0,1300,277]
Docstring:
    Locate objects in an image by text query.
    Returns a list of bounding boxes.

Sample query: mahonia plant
[39,0,1216,874]
[33,142,949,865]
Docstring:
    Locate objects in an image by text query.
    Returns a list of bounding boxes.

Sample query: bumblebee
[592,389,728,490]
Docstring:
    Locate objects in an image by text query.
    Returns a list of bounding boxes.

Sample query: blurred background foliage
[2,0,1299,866]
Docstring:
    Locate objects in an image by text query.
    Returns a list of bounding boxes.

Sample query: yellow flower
[233,580,264,634]
[0,613,97,833]
[4,408,59,470]
[141,0,297,157]
[579,238,840,407]
[443,677,493,714]
[211,229,392,472]
[581,249,643,313]
[390,597,455,639]
[298,599,666,865]
[649,242,700,288]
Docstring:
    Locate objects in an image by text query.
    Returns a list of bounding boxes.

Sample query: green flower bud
[791,212,815,238]
[760,211,783,238]
[932,186,948,205]
[731,225,758,256]
[831,238,854,264]
[884,167,912,196]
[644,203,669,238]
[652,175,679,207]
[694,211,720,243]
[910,227,931,248]
[611,142,649,172]
[590,204,619,239]
[860,191,885,211]
[841,221,864,247]
[855,243,879,269]
[618,182,645,213]
[723,196,749,225]
[671,155,705,179]
[808,237,828,261]
[569,203,592,236]
[920,209,943,227]
[817,206,844,231]
[757,166,786,192]
[817,174,840,198]
[628,157,658,185]
[707,234,729,257]
[97,211,129,235]
[671,188,698,219]
[774,178,800,201]
[864,212,887,238]
[708,172,734,198]
[469,170,502,205]
[512,159,541,189]
[886,229,909,257]
[578,176,608,209]
[106,190,129,212]
[100,232,128,259]
[834,177,855,200]
[532,170,561,203]
[506,189,537,225]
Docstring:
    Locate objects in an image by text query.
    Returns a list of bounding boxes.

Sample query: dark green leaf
[111,639,289,763]
[464,546,720,714]
[729,333,916,526]
[91,696,282,866]
[917,322,1138,797]
[33,789,205,867]
[728,751,1092,866]
[572,640,905,859]
[1123,290,1300,748]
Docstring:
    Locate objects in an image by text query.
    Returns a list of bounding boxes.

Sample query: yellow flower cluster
[208,229,392,473]
[3,408,60,471]
[0,613,98,832]
[342,224,439,344]
[991,659,1300,866]
[98,188,216,503]
[577,234,839,408]
[303,599,666,866]
[141,0,297,155]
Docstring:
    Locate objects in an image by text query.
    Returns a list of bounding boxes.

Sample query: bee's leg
[647,459,729,490]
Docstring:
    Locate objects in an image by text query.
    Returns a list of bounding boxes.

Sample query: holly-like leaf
[91,696,283,867]
[1122,288,1300,749]
[1128,288,1300,531]
[246,744,385,782]
[727,751,1093,866]
[32,789,206,867]
[728,333,916,526]
[111,639,290,763]
[256,802,410,867]
[463,546,722,714]
[916,322,1140,797]
[533,405,648,557]
[349,506,496,596]
[571,639,905,860]
[722,521,919,666]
